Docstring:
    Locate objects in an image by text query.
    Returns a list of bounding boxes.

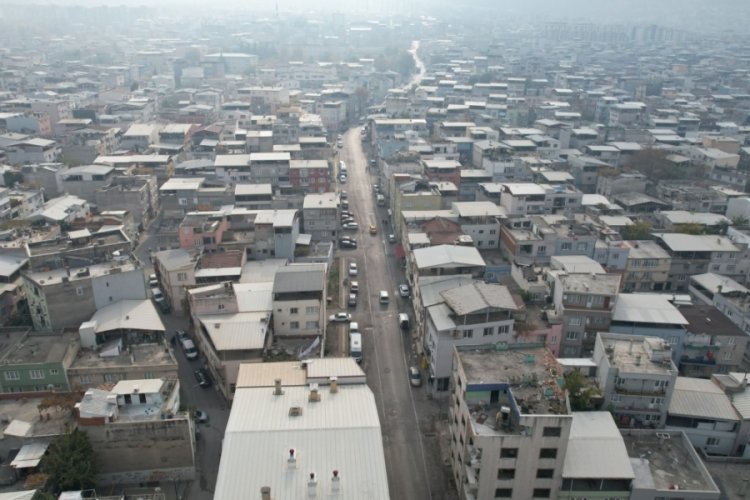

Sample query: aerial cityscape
[0,1,749,499]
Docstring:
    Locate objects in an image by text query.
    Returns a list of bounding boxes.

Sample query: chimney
[309,383,320,402]
[307,472,318,498]
[287,448,297,468]
[331,470,340,492]
[274,379,284,396]
[261,486,272,500]
[329,376,338,394]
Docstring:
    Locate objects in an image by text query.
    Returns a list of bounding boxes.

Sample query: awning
[11,442,49,469]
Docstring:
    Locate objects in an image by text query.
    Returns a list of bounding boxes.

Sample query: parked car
[388,234,397,244]
[369,224,377,235]
[328,312,352,323]
[349,262,358,276]
[348,293,357,307]
[148,274,158,288]
[399,284,410,298]
[175,330,189,342]
[339,238,357,249]
[379,290,389,304]
[194,368,211,388]
[194,410,209,423]
[339,174,347,183]
[340,191,348,200]
[409,366,422,387]
[343,222,359,230]
[350,281,359,293]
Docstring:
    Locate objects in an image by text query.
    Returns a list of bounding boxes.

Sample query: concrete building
[654,234,742,292]
[302,192,339,242]
[424,281,518,392]
[551,272,621,357]
[22,262,147,331]
[214,359,389,499]
[59,164,115,203]
[449,344,571,500]
[676,304,747,377]
[594,333,678,428]
[0,330,78,393]
[410,244,486,283]
[154,248,199,315]
[75,379,195,486]
[272,263,326,338]
[289,159,330,193]
[688,273,750,335]
[94,175,157,227]
[450,202,504,249]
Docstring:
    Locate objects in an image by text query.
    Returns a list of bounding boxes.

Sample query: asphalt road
[339,127,436,500]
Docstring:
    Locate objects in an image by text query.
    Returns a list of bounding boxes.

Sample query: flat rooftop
[623,430,719,494]
[600,334,677,375]
[70,342,176,370]
[0,331,77,365]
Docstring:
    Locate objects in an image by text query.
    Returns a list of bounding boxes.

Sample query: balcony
[613,386,666,397]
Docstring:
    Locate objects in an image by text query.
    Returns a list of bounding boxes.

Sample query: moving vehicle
[398,313,410,330]
[328,312,352,323]
[194,410,209,423]
[348,293,357,308]
[409,366,422,387]
[180,338,199,360]
[399,283,410,298]
[350,281,359,293]
[369,224,377,235]
[340,191,348,200]
[194,368,211,388]
[349,333,363,363]
[349,322,360,334]
[379,290,389,304]
[348,262,358,276]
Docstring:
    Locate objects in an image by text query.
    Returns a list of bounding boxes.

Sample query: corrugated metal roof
[563,412,634,479]
[440,282,517,315]
[215,385,389,500]
[612,294,688,325]
[726,372,750,419]
[413,244,485,270]
[273,264,326,293]
[669,377,739,421]
[427,303,456,331]
[305,358,367,382]
[236,362,307,388]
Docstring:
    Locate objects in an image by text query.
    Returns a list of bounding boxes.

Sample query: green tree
[621,221,653,240]
[564,370,596,411]
[31,491,56,500]
[673,223,704,235]
[40,429,97,494]
[731,216,750,227]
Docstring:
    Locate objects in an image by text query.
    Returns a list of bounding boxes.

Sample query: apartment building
[272,263,326,338]
[552,272,620,357]
[449,344,571,500]
[620,240,671,293]
[450,202,504,249]
[289,159,330,193]
[676,304,747,377]
[654,234,741,292]
[302,192,339,242]
[594,333,678,428]
[689,273,750,335]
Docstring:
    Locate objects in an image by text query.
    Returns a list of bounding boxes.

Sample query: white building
[272,263,326,338]
[214,359,389,500]
[302,192,340,242]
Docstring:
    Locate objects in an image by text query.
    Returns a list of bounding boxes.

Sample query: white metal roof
[501,182,546,196]
[235,183,272,196]
[214,154,252,168]
[726,373,750,419]
[159,177,204,191]
[10,442,49,469]
[689,273,748,295]
[413,244,485,270]
[660,211,730,226]
[668,377,739,421]
[440,282,517,315]
[89,299,165,333]
[0,490,36,500]
[451,201,505,218]
[214,384,389,500]
[612,294,688,325]
[657,233,738,252]
[563,412,634,479]
[199,312,269,351]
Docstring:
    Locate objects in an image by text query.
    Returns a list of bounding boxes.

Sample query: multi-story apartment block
[676,304,747,377]
[689,273,750,336]
[552,272,620,357]
[654,234,741,292]
[501,215,598,266]
[423,158,461,187]
[620,240,672,292]
[272,263,326,338]
[59,164,116,202]
[424,281,518,392]
[289,159,330,193]
[302,192,339,242]
[594,332,678,428]
[449,344,571,500]
[450,202,504,249]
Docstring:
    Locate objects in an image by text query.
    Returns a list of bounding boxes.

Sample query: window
[560,242,572,251]
[655,380,668,388]
[566,331,578,340]
[4,371,19,381]
[124,394,132,404]
[463,330,473,339]
[49,369,59,375]
[305,321,319,329]
[177,272,188,281]
[706,437,720,446]
[483,327,494,337]
[536,468,554,478]
[290,307,299,315]
[29,370,44,380]
[610,395,621,403]
[104,374,115,382]
[143,372,154,379]
[290,321,300,329]
[724,351,732,361]
[498,325,510,334]
[79,375,91,384]
[533,489,551,498]
[543,427,561,437]
[728,337,736,345]
[494,489,513,498]
[306,306,319,315]
[490,229,496,235]
[497,469,515,480]
[539,448,557,459]
[568,316,582,326]
[500,448,518,458]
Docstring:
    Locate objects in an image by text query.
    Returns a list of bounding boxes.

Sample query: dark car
[194,368,211,388]
[339,238,357,249]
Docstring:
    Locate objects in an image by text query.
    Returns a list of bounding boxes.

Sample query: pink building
[178,214,229,250]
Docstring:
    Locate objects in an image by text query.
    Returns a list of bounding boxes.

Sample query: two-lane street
[338,127,434,500]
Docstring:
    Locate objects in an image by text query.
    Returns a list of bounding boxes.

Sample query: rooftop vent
[274,378,284,396]
[309,383,320,402]
[287,448,297,468]
[261,486,272,500]
[331,470,340,492]
[329,376,338,394]
[307,472,318,498]
[289,406,303,417]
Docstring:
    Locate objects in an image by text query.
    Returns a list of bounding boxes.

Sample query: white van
[180,338,199,360]
[379,290,389,304]
[398,313,410,330]
[349,333,363,363]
